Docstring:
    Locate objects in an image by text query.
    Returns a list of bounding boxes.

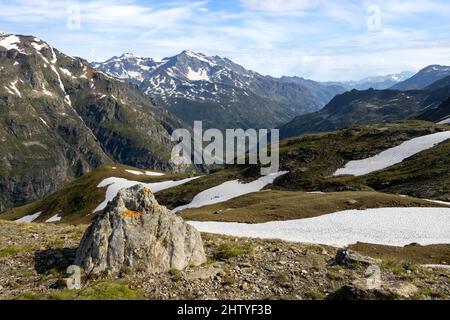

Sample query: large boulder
[74,184,206,275]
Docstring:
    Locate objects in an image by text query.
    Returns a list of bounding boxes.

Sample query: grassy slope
[160,121,450,210]
[349,243,450,265]
[274,121,450,199]
[180,190,450,223]
[2,120,449,225]
[0,164,195,224]
[156,166,258,209]
[353,139,450,200]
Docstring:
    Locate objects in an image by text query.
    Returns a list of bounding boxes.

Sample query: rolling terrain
[3,121,449,225]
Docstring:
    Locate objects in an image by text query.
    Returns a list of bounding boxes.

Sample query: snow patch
[424,199,450,206]
[334,131,450,176]
[0,35,25,54]
[186,67,210,81]
[59,68,72,77]
[438,117,450,125]
[93,176,201,212]
[145,171,165,176]
[188,207,450,247]
[39,117,49,128]
[125,169,144,176]
[16,211,42,223]
[42,83,53,97]
[6,81,21,97]
[64,95,72,106]
[49,46,58,64]
[125,169,165,176]
[46,214,61,223]
[31,41,47,52]
[173,171,288,212]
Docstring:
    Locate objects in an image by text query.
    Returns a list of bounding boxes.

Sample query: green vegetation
[350,243,450,265]
[304,289,326,300]
[0,245,36,257]
[214,243,253,260]
[169,269,183,282]
[355,139,450,200]
[17,280,144,300]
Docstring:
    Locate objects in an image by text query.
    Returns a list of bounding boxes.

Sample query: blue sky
[1,0,450,81]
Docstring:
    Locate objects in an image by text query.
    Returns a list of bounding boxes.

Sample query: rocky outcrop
[328,280,419,300]
[74,185,206,275]
[334,249,380,266]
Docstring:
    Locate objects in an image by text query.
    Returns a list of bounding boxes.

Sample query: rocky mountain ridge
[94,51,342,129]
[279,77,450,139]
[0,34,185,211]
[391,65,450,91]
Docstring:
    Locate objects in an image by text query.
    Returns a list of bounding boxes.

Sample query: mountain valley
[1,30,450,302]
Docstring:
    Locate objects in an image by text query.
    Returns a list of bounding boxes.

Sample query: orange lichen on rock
[141,187,151,195]
[121,209,143,220]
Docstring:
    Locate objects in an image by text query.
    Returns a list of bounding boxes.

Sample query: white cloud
[241,0,319,12]
[0,0,449,81]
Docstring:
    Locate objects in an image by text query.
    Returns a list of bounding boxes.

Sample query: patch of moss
[169,269,183,282]
[17,280,143,300]
[214,243,253,260]
[0,246,36,257]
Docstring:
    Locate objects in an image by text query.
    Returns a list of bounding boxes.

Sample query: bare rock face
[74,185,206,275]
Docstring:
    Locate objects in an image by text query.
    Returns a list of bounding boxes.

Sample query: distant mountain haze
[391,65,450,91]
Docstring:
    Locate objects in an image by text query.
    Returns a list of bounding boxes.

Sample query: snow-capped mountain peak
[92,53,164,84]
[93,50,341,130]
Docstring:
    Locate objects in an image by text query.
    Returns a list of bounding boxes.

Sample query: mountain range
[1,32,450,212]
[391,65,450,91]
[93,52,345,130]
[325,72,414,91]
[280,73,450,139]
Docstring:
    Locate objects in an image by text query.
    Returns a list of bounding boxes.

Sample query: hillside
[279,89,426,138]
[279,78,450,139]
[0,34,185,211]
[158,121,450,212]
[417,97,450,124]
[275,121,450,199]
[3,121,450,225]
[0,164,198,224]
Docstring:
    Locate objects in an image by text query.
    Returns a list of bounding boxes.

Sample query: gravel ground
[0,220,449,300]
